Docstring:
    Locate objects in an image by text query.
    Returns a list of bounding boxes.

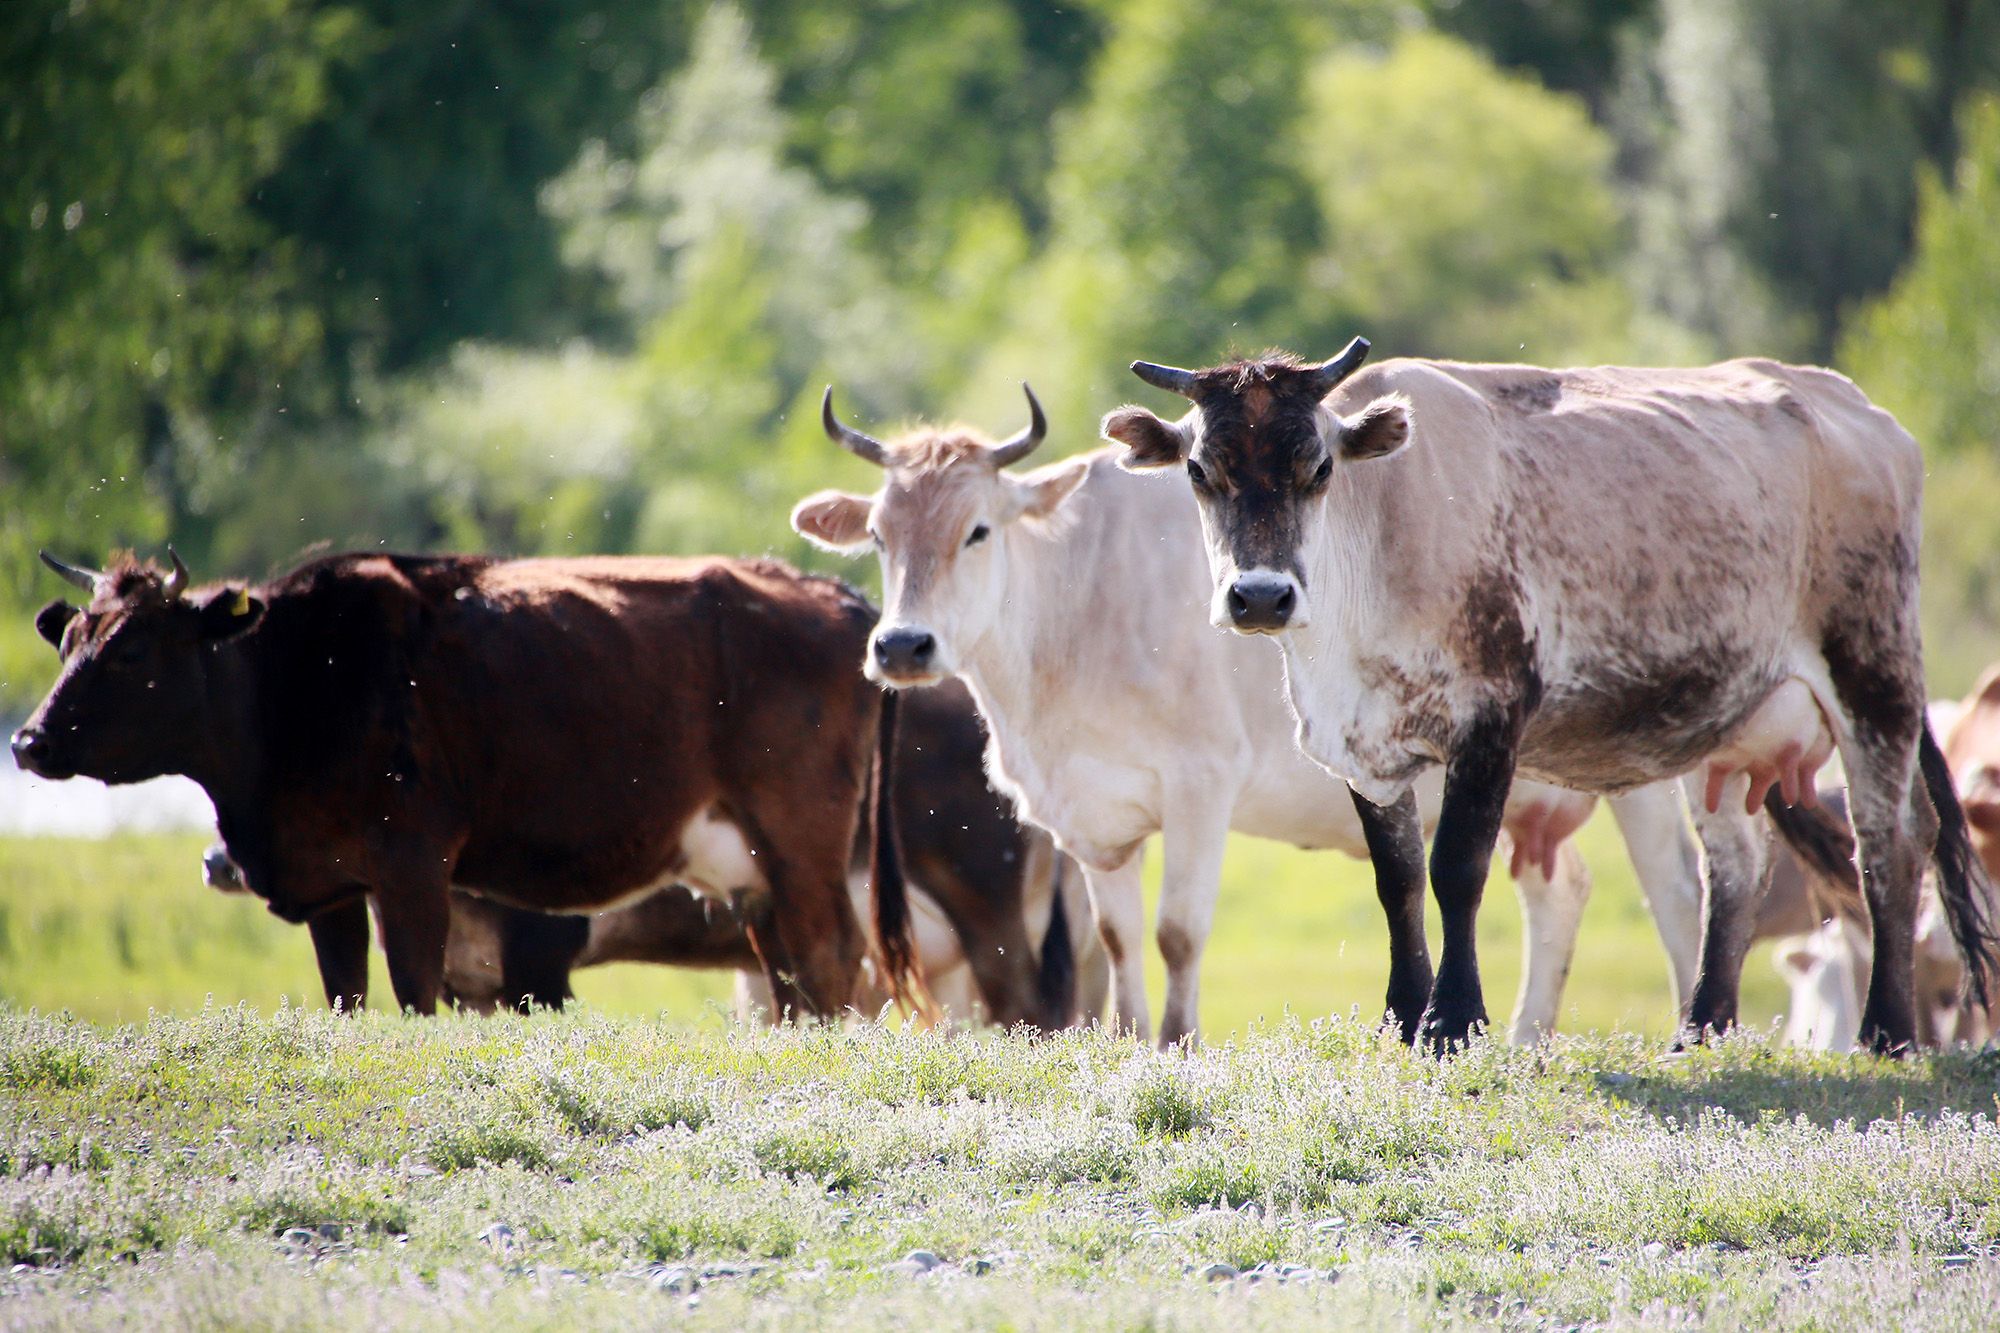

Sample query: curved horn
[39,550,100,593]
[162,545,190,601]
[821,386,890,467]
[1306,336,1372,396]
[988,383,1048,469]
[1130,360,1198,398]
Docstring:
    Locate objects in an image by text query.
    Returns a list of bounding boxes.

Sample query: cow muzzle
[869,625,946,685]
[203,843,248,893]
[9,726,60,778]
[1223,571,1303,634]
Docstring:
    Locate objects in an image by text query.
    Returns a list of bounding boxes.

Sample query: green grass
[0,812,1787,1037]
[0,1009,1996,1329]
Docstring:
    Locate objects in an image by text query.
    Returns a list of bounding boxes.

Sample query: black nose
[203,844,246,892]
[10,727,46,770]
[1227,573,1297,630]
[873,628,937,676]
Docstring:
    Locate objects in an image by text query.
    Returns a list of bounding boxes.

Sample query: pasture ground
[3,1010,1999,1329]
[0,826,1989,1328]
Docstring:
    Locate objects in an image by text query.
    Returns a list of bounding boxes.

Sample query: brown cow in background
[202,681,1099,1028]
[14,549,904,1018]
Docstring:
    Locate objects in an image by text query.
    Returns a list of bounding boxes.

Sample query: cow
[1102,338,1999,1052]
[791,386,1712,1048]
[198,680,1104,1029]
[1781,686,2000,1049]
[13,549,910,1019]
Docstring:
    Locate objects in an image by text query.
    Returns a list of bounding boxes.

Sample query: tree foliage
[6,0,2000,706]
[0,0,351,601]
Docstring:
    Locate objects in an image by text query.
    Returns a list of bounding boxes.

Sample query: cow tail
[869,688,926,1016]
[1921,722,2000,1009]
[1034,862,1078,1030]
[1762,790,1867,924]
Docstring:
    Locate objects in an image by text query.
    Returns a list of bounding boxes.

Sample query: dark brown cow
[205,680,1088,1028]
[14,549,903,1017]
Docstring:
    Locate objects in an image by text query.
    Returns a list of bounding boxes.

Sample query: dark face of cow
[11,551,264,784]
[1102,338,1410,634]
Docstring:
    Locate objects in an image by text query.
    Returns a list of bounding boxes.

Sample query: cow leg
[1680,781,1772,1042]
[309,900,371,1012]
[1155,808,1230,1049]
[1607,783,1704,1012]
[1841,728,1931,1055]
[1081,857,1149,1042]
[1508,840,1590,1044]
[371,876,451,1016]
[1350,788,1431,1044]
[1067,877,1113,1028]
[734,969,778,1025]
[1423,715,1520,1052]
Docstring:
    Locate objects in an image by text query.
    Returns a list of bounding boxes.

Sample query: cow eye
[1310,457,1333,487]
[1186,459,1209,489]
[868,529,884,550]
[965,524,989,548]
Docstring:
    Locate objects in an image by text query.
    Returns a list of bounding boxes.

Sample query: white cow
[1105,340,1999,1052]
[793,387,1705,1047]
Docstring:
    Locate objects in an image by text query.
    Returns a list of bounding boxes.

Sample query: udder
[1700,679,1835,816]
[1500,786,1595,881]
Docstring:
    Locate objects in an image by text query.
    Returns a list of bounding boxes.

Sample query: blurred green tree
[1611,0,1995,361]
[1298,30,1696,367]
[0,0,352,604]
[964,0,1342,435]
[1422,0,1652,112]
[1842,96,2000,691]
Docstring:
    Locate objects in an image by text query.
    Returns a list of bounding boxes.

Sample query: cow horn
[1307,336,1372,396]
[988,383,1047,469]
[39,550,100,592]
[1130,360,1198,398]
[821,386,890,467]
[162,545,190,600]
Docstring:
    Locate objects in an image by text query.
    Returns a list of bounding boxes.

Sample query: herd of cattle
[12,339,2000,1055]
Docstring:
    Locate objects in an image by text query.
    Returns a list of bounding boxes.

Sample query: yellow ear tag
[230,589,252,616]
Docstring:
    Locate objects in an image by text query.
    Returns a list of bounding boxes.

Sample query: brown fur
[20,552,887,1018]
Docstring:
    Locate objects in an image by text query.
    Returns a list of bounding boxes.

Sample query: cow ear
[197,586,265,641]
[790,490,873,554]
[1338,395,1412,461]
[1102,406,1189,470]
[1014,455,1091,520]
[35,600,77,649]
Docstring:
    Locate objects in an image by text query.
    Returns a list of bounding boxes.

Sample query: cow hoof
[1419,1006,1488,1057]
[1859,1022,1916,1059]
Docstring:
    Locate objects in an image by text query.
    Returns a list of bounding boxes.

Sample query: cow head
[791,385,1087,687]
[1101,337,1407,634]
[11,549,265,784]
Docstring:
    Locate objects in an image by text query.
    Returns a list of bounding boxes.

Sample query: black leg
[309,899,371,1012]
[1350,787,1431,1044]
[1681,806,1770,1044]
[1422,713,1521,1053]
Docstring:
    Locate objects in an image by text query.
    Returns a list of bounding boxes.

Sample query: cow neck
[1312,474,1397,654]
[184,630,267,815]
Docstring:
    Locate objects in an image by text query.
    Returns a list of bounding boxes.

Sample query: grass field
[0,817,1789,1038]
[2,1009,1998,1328]
[0,827,1988,1328]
